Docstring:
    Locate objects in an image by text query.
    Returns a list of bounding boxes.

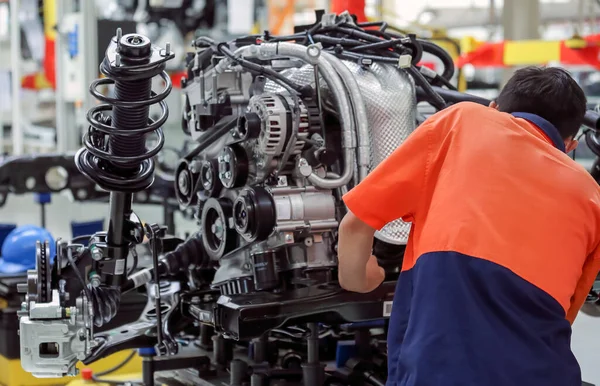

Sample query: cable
[66,246,121,327]
[356,20,388,30]
[94,350,137,377]
[216,43,305,94]
[407,66,447,110]
[418,39,455,80]
[436,74,458,90]
[66,248,92,301]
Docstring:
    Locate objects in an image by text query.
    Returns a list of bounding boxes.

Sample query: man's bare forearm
[337,211,376,292]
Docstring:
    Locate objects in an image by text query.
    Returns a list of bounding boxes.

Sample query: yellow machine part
[0,351,142,386]
[43,0,57,40]
[503,40,561,66]
[66,373,143,386]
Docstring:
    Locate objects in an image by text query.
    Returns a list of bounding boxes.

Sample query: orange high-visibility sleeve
[342,118,439,230]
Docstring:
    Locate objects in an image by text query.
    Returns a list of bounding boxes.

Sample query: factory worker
[338,66,599,386]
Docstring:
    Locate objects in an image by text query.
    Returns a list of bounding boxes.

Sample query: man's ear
[565,138,579,153]
[489,101,499,110]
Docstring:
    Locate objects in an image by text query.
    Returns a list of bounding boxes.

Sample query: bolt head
[91,249,103,261]
[90,275,101,288]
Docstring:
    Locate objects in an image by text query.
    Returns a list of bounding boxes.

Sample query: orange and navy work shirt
[343,102,600,386]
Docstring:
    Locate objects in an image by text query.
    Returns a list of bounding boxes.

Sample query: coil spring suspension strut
[74,30,174,326]
[76,28,174,192]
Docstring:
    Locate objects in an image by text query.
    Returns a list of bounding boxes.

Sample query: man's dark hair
[496,66,587,139]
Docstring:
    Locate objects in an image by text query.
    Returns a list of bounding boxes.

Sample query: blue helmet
[0,226,56,274]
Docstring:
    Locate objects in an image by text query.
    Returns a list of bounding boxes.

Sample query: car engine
[13,10,600,386]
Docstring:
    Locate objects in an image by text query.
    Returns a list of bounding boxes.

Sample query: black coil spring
[76,46,172,193]
[88,286,121,327]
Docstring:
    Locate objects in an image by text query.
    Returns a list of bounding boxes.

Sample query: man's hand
[339,254,385,293]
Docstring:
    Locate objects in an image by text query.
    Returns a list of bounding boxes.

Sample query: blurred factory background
[1,0,600,384]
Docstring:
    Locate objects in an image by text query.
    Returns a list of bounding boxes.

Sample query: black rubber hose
[407,66,446,110]
[311,35,364,48]
[356,21,389,30]
[196,36,305,94]
[336,50,399,64]
[348,37,411,53]
[94,350,136,377]
[217,43,304,94]
[302,21,323,44]
[584,110,600,130]
[331,25,385,43]
[373,30,424,64]
[417,86,490,106]
[418,39,455,80]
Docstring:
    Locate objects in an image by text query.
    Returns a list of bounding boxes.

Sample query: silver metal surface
[267,61,417,244]
[19,291,92,378]
[342,62,417,169]
[305,233,337,268]
[211,186,338,288]
[186,69,252,143]
[271,187,336,224]
[247,92,309,180]
[343,62,417,244]
[19,244,93,378]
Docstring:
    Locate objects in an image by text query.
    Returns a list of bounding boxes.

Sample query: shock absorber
[75,29,174,325]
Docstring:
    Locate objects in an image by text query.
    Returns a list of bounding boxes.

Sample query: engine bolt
[225,171,232,179]
[115,53,121,67]
[297,158,312,177]
[91,248,103,261]
[90,274,102,288]
[284,233,293,243]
